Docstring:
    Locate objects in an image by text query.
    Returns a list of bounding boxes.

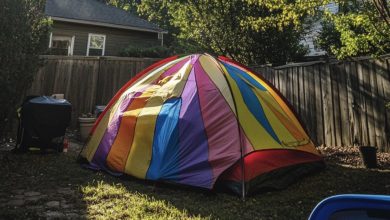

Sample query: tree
[240,0,326,31]
[97,0,140,14]
[138,0,312,65]
[371,0,390,25]
[100,0,189,54]
[316,0,390,59]
[137,0,183,50]
[0,0,50,138]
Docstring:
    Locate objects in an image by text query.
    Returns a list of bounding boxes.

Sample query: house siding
[50,21,160,56]
[301,2,339,56]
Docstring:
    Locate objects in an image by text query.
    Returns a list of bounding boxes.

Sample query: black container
[359,146,378,168]
[15,96,72,152]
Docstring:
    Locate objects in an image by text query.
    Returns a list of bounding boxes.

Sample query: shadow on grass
[0,147,389,219]
[87,162,389,220]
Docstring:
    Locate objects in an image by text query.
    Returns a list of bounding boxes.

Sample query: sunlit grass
[1,143,389,219]
[81,181,207,220]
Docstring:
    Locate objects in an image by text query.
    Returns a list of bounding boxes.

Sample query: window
[49,34,74,55]
[87,34,106,56]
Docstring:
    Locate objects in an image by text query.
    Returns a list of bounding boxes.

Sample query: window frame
[86,33,106,56]
[49,33,75,56]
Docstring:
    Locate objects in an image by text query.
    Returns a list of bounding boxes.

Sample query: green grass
[82,181,206,220]
[0,143,389,219]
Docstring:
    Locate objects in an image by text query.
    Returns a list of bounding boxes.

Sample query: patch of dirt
[318,145,390,169]
[0,135,389,219]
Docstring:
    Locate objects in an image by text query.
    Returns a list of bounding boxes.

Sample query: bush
[0,0,50,138]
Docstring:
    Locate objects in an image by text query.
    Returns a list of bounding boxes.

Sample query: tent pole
[213,55,245,200]
[240,133,246,201]
[237,107,246,201]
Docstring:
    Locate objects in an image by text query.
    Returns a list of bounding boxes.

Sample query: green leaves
[316,0,390,59]
[137,0,309,65]
[0,0,50,137]
[241,0,327,31]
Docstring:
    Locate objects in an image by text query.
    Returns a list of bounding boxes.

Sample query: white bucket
[79,117,96,141]
[51,94,64,99]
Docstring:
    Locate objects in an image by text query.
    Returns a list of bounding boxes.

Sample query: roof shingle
[45,0,163,32]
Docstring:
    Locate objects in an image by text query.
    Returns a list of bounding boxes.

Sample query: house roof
[45,0,165,33]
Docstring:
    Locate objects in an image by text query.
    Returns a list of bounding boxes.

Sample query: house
[45,0,166,56]
[301,2,339,56]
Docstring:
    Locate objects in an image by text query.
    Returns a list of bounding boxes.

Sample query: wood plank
[292,66,300,116]
[64,59,74,100]
[285,68,293,105]
[266,68,271,84]
[42,59,57,94]
[274,69,279,89]
[364,60,376,146]
[90,59,99,112]
[358,61,369,145]
[345,61,356,145]
[305,65,317,144]
[331,64,342,146]
[321,64,333,146]
[299,66,306,124]
[374,59,387,151]
[351,62,363,145]
[26,55,390,151]
[313,64,324,146]
[368,60,380,148]
[338,63,350,146]
[279,69,286,97]
[386,58,390,152]
[362,60,376,146]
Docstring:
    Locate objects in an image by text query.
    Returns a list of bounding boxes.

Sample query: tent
[80,54,324,197]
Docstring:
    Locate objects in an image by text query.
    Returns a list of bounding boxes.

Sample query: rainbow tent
[80,54,324,197]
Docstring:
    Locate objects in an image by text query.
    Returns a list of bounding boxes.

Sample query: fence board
[29,55,390,152]
[357,62,369,145]
[365,61,375,146]
[385,59,390,150]
[307,66,317,144]
[332,64,342,146]
[352,62,363,145]
[279,68,286,96]
[369,60,379,147]
[313,65,324,145]
[338,63,350,146]
[374,59,387,148]
[292,67,300,115]
[29,56,160,127]
[251,55,390,152]
[345,62,355,145]
[299,66,305,124]
[322,64,334,146]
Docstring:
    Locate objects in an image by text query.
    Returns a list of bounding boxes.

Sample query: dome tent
[80,54,324,197]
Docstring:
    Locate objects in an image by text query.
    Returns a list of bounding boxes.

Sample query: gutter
[49,16,168,34]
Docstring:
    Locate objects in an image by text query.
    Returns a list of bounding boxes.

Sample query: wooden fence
[29,55,390,152]
[29,56,160,127]
[251,55,390,152]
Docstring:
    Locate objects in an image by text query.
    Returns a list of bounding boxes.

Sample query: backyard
[1,0,390,219]
[0,136,389,220]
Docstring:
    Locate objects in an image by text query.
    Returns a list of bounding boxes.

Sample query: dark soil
[0,139,389,219]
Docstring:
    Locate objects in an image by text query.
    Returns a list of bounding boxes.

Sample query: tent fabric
[81,54,323,194]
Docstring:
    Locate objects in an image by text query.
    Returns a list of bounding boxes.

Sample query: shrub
[0,0,50,138]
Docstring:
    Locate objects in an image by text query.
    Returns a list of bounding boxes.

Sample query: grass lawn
[0,139,389,219]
